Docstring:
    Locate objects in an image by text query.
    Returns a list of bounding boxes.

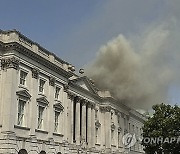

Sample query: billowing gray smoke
[86,23,178,109]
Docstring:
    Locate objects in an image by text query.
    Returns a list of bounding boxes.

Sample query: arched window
[18,149,28,154]
[39,151,46,154]
[57,152,62,154]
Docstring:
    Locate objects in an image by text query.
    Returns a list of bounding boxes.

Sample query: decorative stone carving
[87,102,95,108]
[1,57,19,70]
[49,76,55,86]
[31,68,39,79]
[76,96,81,103]
[115,109,119,115]
[16,90,31,99]
[37,97,49,107]
[67,91,75,100]
[111,123,116,131]
[63,84,69,92]
[95,120,101,128]
[100,106,111,112]
[53,102,64,112]
[81,99,88,106]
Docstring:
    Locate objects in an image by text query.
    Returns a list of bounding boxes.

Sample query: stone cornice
[129,111,146,123]
[0,41,72,79]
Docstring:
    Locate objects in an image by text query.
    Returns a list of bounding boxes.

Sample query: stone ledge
[53,132,64,137]
[35,129,48,134]
[14,125,30,131]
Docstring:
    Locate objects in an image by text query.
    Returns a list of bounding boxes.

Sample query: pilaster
[30,68,39,135]
[1,57,19,133]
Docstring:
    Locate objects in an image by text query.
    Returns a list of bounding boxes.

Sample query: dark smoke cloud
[86,22,178,109]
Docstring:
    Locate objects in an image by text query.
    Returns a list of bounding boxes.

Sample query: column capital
[76,96,83,103]
[1,56,20,70]
[49,76,55,86]
[87,102,95,108]
[100,106,111,112]
[67,92,76,100]
[31,68,39,79]
[81,99,88,106]
[115,109,119,115]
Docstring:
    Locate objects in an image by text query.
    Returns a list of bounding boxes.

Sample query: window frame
[54,111,60,132]
[37,105,45,129]
[39,78,46,94]
[54,86,61,100]
[17,99,26,126]
[19,70,28,86]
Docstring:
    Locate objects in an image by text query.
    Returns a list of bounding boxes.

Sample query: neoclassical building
[0,30,146,154]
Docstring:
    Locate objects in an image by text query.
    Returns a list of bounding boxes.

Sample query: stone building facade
[0,30,146,154]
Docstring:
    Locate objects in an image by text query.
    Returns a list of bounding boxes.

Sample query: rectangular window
[54,111,60,132]
[17,100,25,126]
[39,79,45,93]
[20,70,27,85]
[55,87,60,99]
[37,106,44,129]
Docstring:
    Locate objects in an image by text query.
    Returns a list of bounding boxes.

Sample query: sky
[1,0,180,107]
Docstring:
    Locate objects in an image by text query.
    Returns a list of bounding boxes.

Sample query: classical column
[81,100,87,143]
[87,102,92,147]
[1,57,19,133]
[91,104,96,148]
[67,92,75,144]
[75,97,81,145]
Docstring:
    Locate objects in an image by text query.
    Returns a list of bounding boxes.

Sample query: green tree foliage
[142,103,180,154]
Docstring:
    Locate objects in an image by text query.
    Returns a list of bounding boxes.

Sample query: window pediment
[16,90,31,99]
[53,102,64,111]
[37,97,49,106]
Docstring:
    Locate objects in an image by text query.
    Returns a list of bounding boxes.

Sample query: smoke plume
[86,22,179,109]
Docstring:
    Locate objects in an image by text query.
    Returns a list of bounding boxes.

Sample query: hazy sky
[1,0,180,106]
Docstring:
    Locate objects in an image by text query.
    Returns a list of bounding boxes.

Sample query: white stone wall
[0,30,145,154]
